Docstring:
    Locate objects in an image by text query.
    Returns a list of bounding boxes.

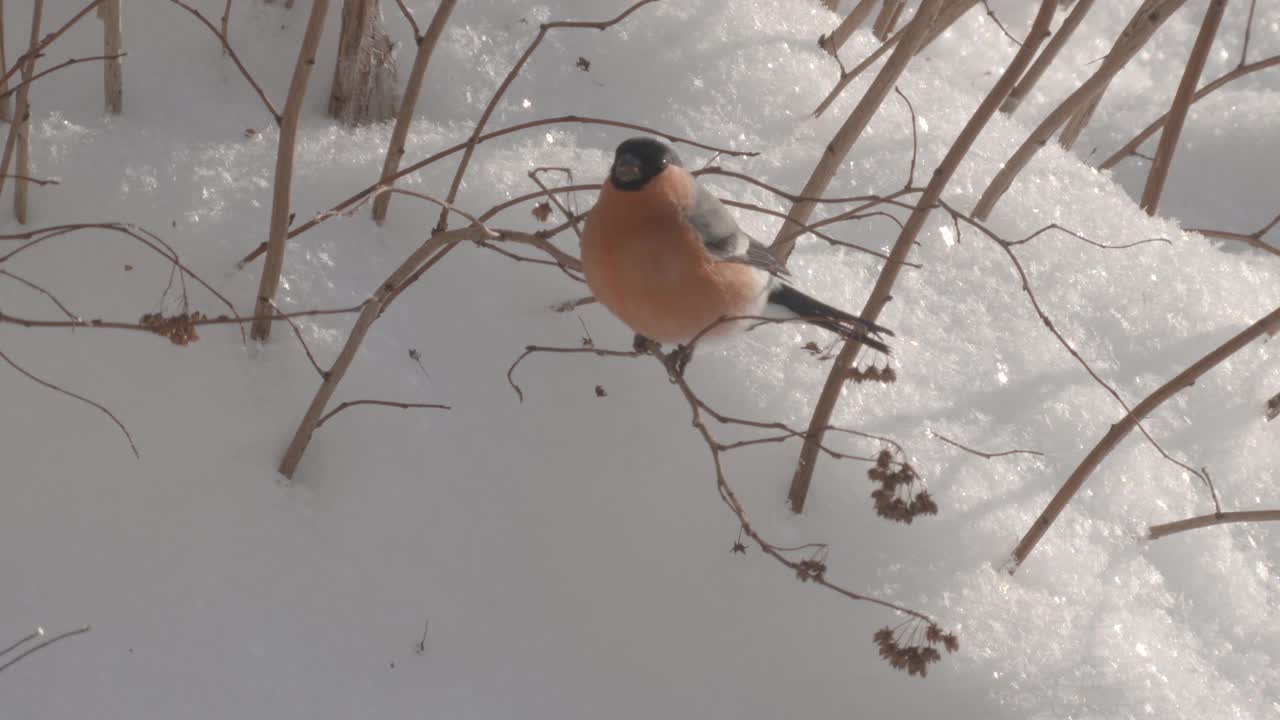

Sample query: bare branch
[929,430,1044,459]
[432,0,661,233]
[1009,303,1280,572]
[0,53,126,101]
[372,0,457,222]
[1187,208,1280,259]
[0,349,138,457]
[1148,509,1280,540]
[0,268,80,320]
[165,0,280,124]
[1139,0,1227,215]
[0,626,91,674]
[788,0,1059,512]
[250,0,329,340]
[314,399,451,428]
[1100,54,1280,169]
[268,299,327,379]
[1001,0,1096,114]
[392,0,421,39]
[979,1,1024,46]
[975,0,1186,220]
[774,0,945,264]
[239,114,755,267]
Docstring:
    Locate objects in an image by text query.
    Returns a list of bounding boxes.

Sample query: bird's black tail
[766,284,893,354]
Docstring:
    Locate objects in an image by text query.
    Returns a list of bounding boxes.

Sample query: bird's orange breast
[581,168,767,344]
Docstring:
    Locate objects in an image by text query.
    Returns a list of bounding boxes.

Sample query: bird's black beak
[612,153,643,184]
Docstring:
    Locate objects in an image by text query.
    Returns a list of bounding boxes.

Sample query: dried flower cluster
[139,311,204,346]
[794,556,827,583]
[848,365,897,384]
[868,449,937,524]
[874,622,958,678]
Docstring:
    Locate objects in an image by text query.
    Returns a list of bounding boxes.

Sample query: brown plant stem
[812,1,978,118]
[165,0,280,123]
[1148,509,1280,540]
[7,0,41,225]
[1099,53,1280,170]
[1139,0,1227,215]
[1058,0,1186,151]
[973,0,1184,220]
[772,0,944,264]
[314,399,451,428]
[372,0,457,224]
[819,0,878,57]
[1000,0,1095,114]
[250,0,328,341]
[0,0,8,122]
[0,54,127,101]
[0,0,104,91]
[930,430,1044,459]
[98,0,122,113]
[1009,303,1280,572]
[786,0,1058,512]
[871,0,905,41]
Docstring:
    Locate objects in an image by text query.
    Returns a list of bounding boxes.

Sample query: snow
[2,0,1279,718]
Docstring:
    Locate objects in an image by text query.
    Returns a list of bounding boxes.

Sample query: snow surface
[2,1,1278,718]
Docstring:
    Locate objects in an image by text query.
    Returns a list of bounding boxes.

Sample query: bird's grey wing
[686,182,790,279]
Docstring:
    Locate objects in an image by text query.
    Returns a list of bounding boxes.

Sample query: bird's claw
[662,344,693,378]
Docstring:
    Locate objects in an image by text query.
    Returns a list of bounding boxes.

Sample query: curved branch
[1148,510,1280,540]
[1009,303,1280,572]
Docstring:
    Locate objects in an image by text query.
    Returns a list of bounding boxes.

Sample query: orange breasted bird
[580,137,892,362]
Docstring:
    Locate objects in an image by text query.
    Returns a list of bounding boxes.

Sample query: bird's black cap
[610,137,683,191]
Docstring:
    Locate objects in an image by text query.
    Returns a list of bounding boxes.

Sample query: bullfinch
[580,137,892,365]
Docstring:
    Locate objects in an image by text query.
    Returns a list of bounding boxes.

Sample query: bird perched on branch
[580,136,891,371]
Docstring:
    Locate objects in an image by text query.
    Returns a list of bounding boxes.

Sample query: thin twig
[929,430,1044,459]
[0,349,138,457]
[505,328,954,675]
[0,269,79,320]
[893,85,918,188]
[392,0,421,39]
[774,0,946,263]
[1001,0,1096,115]
[1099,54,1280,170]
[0,53,125,100]
[979,1,1024,46]
[0,626,91,674]
[1238,0,1256,67]
[787,0,1059,511]
[0,0,104,90]
[268,299,326,379]
[1148,509,1280,540]
[975,0,1186,220]
[432,0,661,233]
[0,629,43,659]
[1187,209,1280,259]
[314,400,451,429]
[165,0,280,124]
